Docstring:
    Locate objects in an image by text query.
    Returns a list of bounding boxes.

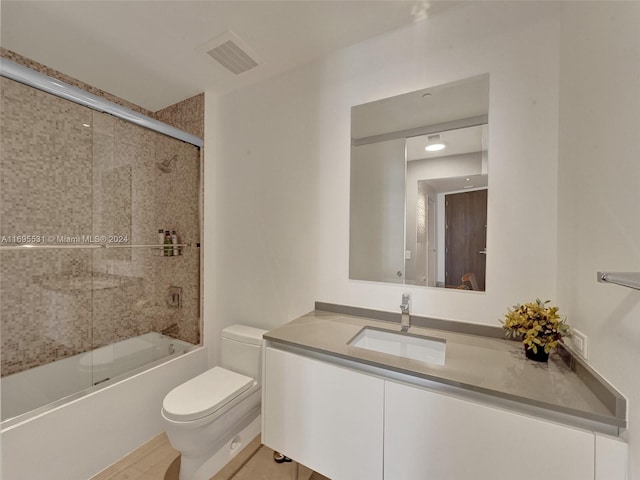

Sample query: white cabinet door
[384,381,595,480]
[263,347,384,480]
[595,433,629,480]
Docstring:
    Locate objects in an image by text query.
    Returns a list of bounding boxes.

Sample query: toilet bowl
[161,325,267,480]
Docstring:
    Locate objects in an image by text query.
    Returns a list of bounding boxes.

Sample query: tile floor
[90,433,330,480]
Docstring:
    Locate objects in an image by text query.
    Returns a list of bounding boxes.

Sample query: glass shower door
[0,75,201,424]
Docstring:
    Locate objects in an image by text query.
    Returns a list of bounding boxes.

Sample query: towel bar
[597,272,640,291]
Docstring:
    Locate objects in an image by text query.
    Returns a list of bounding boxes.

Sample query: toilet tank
[220,325,268,381]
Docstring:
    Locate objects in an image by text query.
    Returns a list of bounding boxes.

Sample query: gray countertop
[264,309,626,433]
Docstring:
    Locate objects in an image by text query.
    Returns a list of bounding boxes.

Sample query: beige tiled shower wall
[155,93,205,139]
[0,50,203,377]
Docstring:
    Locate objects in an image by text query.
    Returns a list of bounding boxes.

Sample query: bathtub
[1,332,195,423]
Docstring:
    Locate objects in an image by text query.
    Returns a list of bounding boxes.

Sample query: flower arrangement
[501,299,571,355]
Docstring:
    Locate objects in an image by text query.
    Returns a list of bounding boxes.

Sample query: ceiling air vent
[199,31,259,75]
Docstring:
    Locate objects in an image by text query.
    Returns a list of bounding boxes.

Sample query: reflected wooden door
[445,189,487,290]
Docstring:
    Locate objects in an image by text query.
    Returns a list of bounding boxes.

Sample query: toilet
[161,325,268,480]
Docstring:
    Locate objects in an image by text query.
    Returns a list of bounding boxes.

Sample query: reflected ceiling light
[425,134,446,152]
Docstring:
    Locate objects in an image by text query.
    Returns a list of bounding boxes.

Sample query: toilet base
[185,414,261,480]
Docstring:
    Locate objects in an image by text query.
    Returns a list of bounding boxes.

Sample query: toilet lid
[162,367,254,422]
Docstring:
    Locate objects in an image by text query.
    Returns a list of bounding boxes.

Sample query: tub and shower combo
[1,332,194,421]
[0,55,204,477]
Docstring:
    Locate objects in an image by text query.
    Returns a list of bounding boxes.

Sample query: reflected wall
[350,138,406,283]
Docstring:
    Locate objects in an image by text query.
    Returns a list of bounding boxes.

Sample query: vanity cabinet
[263,345,628,480]
[384,380,594,480]
[262,347,384,480]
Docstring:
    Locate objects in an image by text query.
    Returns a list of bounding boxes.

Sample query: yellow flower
[500,298,571,354]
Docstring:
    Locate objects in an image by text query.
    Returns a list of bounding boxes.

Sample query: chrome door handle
[479,249,487,254]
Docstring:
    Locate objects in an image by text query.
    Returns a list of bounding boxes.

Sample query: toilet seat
[162,367,254,422]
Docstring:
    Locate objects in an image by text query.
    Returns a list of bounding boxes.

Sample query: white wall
[314,3,561,320]
[557,1,640,476]
[207,0,640,476]
[204,73,323,364]
[204,1,562,367]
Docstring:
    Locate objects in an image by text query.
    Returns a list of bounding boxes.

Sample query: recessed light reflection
[425,134,446,152]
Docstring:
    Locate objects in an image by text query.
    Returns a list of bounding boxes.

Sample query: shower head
[158,155,178,173]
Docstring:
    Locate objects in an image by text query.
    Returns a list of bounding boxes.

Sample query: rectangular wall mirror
[350,74,489,291]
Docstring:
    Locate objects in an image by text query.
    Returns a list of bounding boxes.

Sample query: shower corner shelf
[597,272,640,291]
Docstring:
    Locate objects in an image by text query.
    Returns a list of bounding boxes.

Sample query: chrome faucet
[400,293,411,332]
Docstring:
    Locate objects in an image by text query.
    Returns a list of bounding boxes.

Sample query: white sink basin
[348,327,446,365]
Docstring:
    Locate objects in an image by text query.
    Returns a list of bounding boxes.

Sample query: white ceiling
[0,1,461,111]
